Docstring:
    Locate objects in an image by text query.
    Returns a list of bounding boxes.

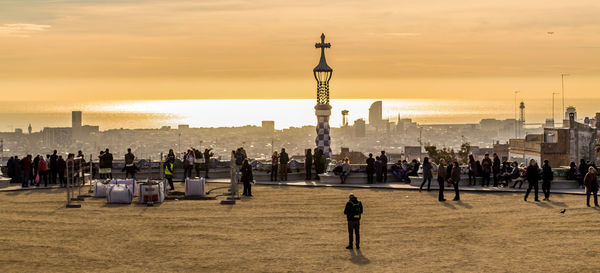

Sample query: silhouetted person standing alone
[279,148,289,181]
[524,159,540,202]
[584,166,598,207]
[437,159,447,201]
[450,161,461,201]
[541,160,553,201]
[344,193,363,249]
[420,157,433,192]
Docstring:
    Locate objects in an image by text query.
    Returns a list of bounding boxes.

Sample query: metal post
[160,152,164,180]
[514,91,520,138]
[87,154,94,194]
[66,158,81,208]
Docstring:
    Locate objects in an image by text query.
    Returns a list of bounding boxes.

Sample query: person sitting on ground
[340,157,351,184]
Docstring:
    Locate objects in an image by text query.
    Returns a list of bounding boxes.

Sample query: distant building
[14,128,23,134]
[509,113,598,166]
[43,127,72,146]
[262,121,275,132]
[404,146,423,161]
[178,124,189,131]
[354,119,366,137]
[368,101,382,126]
[332,147,367,163]
[493,141,509,161]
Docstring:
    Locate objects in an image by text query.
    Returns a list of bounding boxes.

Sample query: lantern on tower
[313,33,333,158]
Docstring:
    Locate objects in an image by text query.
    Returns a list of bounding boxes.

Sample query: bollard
[66,158,81,208]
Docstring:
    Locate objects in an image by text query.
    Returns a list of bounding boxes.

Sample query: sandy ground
[1,183,600,272]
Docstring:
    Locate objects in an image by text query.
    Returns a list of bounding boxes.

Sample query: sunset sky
[1,0,599,101]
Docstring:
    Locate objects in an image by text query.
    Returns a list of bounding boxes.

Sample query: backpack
[350,201,362,219]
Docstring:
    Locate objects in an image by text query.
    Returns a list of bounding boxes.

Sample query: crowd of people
[4,150,87,188]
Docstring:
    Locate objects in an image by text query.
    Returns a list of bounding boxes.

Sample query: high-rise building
[369,101,383,126]
[72,111,82,129]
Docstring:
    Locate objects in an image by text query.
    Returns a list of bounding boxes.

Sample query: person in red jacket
[38,155,49,187]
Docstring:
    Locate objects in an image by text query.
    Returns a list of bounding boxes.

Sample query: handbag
[35,173,40,184]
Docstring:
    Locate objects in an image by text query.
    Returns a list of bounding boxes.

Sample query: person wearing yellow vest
[165,157,175,191]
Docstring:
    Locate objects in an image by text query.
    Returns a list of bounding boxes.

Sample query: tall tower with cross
[313,33,333,158]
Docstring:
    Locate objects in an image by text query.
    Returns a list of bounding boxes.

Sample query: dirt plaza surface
[1,183,600,272]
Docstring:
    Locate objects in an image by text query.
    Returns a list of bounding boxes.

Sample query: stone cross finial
[315,33,331,50]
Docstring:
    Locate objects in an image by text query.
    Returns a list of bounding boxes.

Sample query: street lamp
[552,92,560,127]
[561,74,569,122]
[514,90,520,138]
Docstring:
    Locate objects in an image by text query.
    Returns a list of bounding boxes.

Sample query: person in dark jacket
[468,154,476,186]
[279,148,289,181]
[305,149,313,180]
[343,193,363,249]
[508,162,523,188]
[50,150,58,184]
[380,151,388,182]
[374,157,383,183]
[104,148,113,179]
[21,155,32,188]
[492,153,501,187]
[524,159,540,202]
[578,159,588,189]
[437,159,447,202]
[481,154,492,187]
[584,166,598,207]
[366,153,375,184]
[7,156,14,182]
[420,157,433,191]
[566,162,577,180]
[203,148,214,178]
[124,148,136,179]
[241,158,254,197]
[313,148,323,180]
[450,161,461,201]
[57,156,66,187]
[541,160,553,201]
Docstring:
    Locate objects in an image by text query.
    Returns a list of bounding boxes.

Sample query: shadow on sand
[349,249,370,265]
[440,201,456,210]
[455,200,472,209]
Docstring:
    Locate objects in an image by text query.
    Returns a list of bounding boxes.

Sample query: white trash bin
[185,178,205,197]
